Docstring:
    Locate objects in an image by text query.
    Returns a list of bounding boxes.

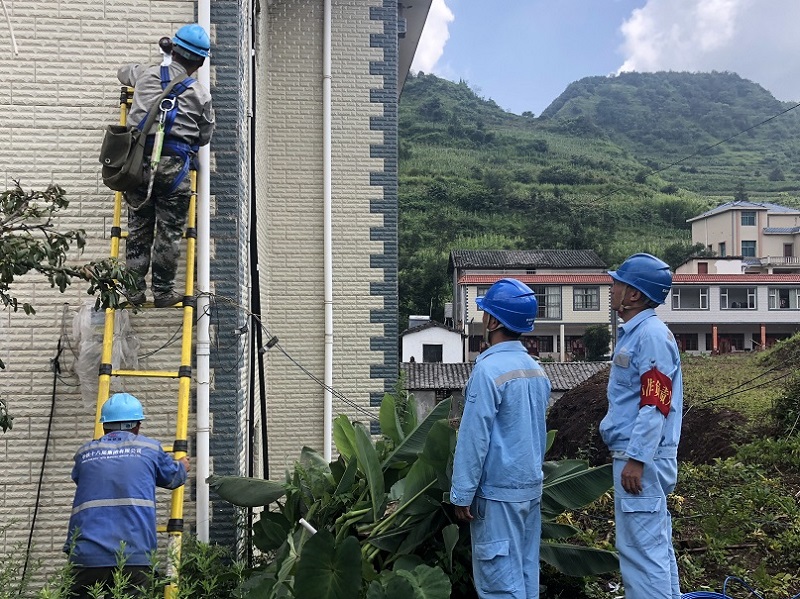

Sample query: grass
[682,353,793,420]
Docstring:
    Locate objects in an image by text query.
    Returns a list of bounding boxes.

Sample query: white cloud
[618,0,800,102]
[410,0,454,74]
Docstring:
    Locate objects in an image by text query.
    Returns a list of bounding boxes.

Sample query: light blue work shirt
[600,308,683,463]
[451,340,551,506]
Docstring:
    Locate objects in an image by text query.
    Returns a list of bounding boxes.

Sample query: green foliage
[0,182,141,432]
[770,374,800,437]
[211,392,616,597]
[582,325,611,361]
[398,71,800,319]
[1,532,242,599]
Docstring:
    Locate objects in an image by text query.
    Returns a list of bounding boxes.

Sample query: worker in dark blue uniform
[65,393,189,598]
[451,278,550,599]
[600,253,683,599]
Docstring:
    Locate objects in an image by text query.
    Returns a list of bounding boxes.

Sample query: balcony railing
[760,256,800,266]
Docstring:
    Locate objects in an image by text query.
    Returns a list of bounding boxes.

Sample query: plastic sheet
[73,301,140,409]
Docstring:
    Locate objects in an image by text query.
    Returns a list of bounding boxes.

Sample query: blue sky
[412,0,800,117]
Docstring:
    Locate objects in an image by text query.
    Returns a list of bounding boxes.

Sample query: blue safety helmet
[173,24,211,59]
[476,278,538,333]
[99,392,146,425]
[608,253,673,305]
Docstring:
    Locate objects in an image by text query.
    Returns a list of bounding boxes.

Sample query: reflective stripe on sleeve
[71,497,156,516]
[494,368,547,386]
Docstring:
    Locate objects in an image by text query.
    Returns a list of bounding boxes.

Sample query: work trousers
[613,457,681,599]
[470,496,541,599]
[69,565,151,598]
[125,156,191,296]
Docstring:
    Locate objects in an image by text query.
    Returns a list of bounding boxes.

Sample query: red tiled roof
[459,274,612,285]
[458,273,800,285]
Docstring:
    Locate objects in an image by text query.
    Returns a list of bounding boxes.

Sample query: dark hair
[173,48,205,70]
[497,327,521,340]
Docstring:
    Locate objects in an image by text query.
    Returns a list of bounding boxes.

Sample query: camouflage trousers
[124,156,191,296]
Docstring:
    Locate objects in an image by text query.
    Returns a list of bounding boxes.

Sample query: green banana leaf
[333,455,358,496]
[541,463,613,518]
[333,414,357,460]
[380,392,404,445]
[206,474,286,507]
[293,531,362,599]
[540,541,619,576]
[382,398,452,468]
[354,423,386,519]
[253,511,292,553]
[542,458,591,479]
[541,521,580,540]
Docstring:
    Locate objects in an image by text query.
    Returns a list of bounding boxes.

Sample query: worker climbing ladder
[93,84,197,599]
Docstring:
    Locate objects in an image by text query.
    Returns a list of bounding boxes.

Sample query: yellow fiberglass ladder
[93,85,196,599]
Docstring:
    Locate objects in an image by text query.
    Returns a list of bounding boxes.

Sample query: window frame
[671,286,709,310]
[720,287,757,310]
[768,287,800,310]
[573,286,600,311]
[741,240,757,257]
[741,211,756,226]
[532,285,562,320]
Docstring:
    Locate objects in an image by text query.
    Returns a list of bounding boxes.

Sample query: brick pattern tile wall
[256,0,397,475]
[0,0,202,584]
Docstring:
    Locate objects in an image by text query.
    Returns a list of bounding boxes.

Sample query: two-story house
[449,250,611,362]
[656,273,800,353]
[689,200,800,273]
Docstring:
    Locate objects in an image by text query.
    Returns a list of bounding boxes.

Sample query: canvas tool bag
[99,73,188,192]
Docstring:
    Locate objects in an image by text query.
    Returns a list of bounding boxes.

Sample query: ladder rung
[111,369,180,378]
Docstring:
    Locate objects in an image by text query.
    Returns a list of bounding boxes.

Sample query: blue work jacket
[451,340,551,506]
[64,431,187,567]
[600,309,683,462]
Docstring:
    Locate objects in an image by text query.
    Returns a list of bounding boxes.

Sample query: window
[718,242,726,257]
[532,336,554,352]
[674,334,698,352]
[720,287,756,309]
[698,262,708,274]
[422,344,443,363]
[476,285,490,298]
[769,288,800,310]
[741,241,756,257]
[671,287,709,310]
[741,211,756,226]
[532,286,562,319]
[573,286,600,311]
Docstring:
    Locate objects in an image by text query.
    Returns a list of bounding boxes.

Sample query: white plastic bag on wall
[73,301,140,409]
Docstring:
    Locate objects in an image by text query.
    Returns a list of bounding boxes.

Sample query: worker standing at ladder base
[64,393,190,599]
[600,253,683,599]
[118,23,214,308]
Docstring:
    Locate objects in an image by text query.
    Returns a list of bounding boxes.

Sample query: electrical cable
[19,336,62,593]
[204,292,380,421]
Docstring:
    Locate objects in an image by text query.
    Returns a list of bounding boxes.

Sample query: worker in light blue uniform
[65,393,189,599]
[451,278,550,599]
[600,253,683,599]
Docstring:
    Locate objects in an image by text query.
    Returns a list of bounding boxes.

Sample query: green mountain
[398,71,800,322]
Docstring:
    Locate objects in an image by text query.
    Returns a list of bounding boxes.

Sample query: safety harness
[138,65,199,194]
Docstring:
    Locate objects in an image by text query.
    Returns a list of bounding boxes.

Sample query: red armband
[640,367,672,417]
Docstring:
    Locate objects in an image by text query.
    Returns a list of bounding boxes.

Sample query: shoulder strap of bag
[136,72,189,134]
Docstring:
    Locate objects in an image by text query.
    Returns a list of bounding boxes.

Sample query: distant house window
[533,336,554,352]
[741,241,756,257]
[674,333,698,352]
[476,285,490,298]
[422,344,443,363]
[532,286,562,319]
[769,288,800,310]
[718,242,726,257]
[698,262,708,274]
[671,287,708,310]
[720,287,756,310]
[573,286,600,311]
[741,211,756,226]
